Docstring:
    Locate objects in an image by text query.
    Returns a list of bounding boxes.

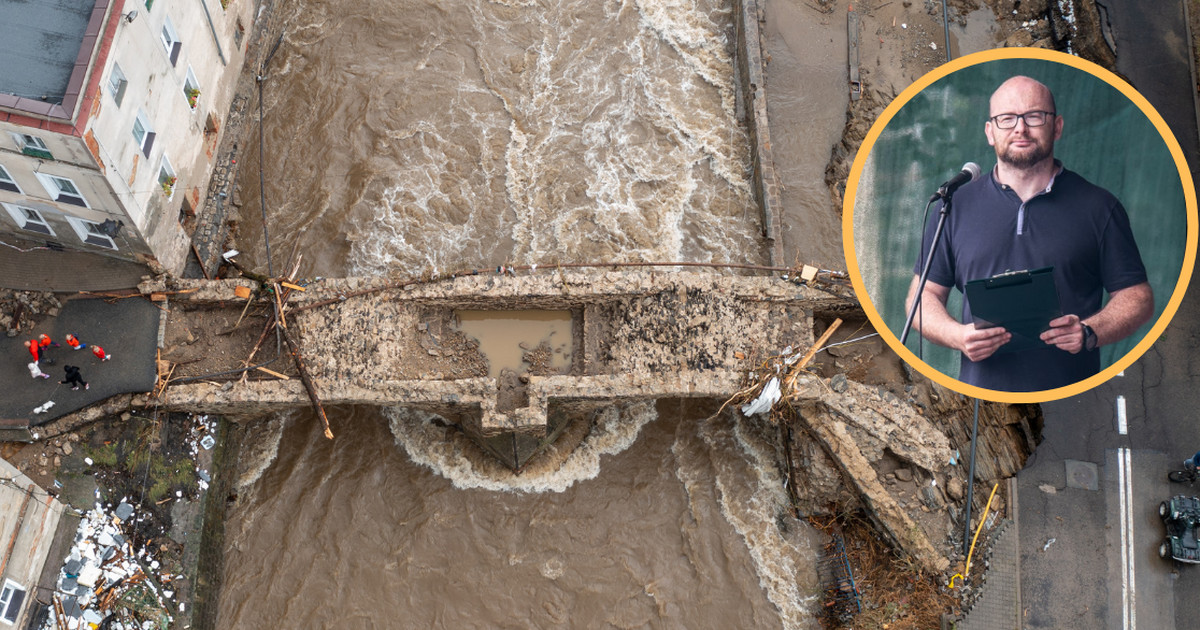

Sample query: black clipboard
[965,267,1062,354]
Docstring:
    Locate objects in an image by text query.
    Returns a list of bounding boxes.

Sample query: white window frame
[159,156,177,199]
[183,67,200,111]
[35,173,89,208]
[132,110,155,158]
[0,165,20,193]
[2,202,56,236]
[66,216,118,250]
[161,18,181,66]
[10,133,53,159]
[0,579,26,625]
[107,62,128,106]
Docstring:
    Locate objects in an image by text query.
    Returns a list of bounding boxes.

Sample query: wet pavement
[0,297,159,426]
[0,243,148,292]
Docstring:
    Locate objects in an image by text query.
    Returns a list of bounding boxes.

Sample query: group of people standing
[24,332,112,390]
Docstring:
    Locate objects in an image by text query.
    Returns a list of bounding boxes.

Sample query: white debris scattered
[41,503,174,630]
[1042,537,1057,551]
[741,377,781,417]
[901,23,907,28]
[84,457,93,466]
[930,42,937,50]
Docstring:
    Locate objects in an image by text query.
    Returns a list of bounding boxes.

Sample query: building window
[35,173,88,208]
[12,134,53,160]
[107,62,128,106]
[183,68,200,110]
[0,580,27,625]
[1,203,55,236]
[159,157,177,198]
[132,110,156,158]
[161,18,181,66]
[67,217,118,250]
[0,165,20,193]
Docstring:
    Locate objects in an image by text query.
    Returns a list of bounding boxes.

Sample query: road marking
[1117,395,1128,435]
[1118,447,1136,630]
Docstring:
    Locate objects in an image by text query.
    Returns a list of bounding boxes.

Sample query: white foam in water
[674,413,818,629]
[236,411,292,491]
[335,0,760,277]
[385,402,657,493]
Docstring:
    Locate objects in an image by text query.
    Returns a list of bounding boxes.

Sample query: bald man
[905,76,1153,392]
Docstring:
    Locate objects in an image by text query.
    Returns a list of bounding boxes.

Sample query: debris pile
[43,499,177,630]
[1,289,63,336]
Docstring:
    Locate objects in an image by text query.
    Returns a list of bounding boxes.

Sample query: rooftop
[0,0,97,110]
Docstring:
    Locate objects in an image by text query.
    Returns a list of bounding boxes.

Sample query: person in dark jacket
[61,365,89,391]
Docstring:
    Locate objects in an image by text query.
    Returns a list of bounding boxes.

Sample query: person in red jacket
[92,345,111,361]
[24,339,40,364]
[65,334,87,350]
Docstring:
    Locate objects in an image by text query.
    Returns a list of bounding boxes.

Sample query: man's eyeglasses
[990,111,1056,129]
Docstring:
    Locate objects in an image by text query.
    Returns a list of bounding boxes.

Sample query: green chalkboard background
[853,58,1187,380]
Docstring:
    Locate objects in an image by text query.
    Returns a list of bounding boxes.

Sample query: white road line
[1117,395,1128,435]
[1118,447,1136,630]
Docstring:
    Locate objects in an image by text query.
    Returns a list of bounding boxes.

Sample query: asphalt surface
[0,297,158,425]
[1018,2,1200,629]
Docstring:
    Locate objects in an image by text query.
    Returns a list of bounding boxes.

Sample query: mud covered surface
[820,0,1118,214]
[159,302,290,381]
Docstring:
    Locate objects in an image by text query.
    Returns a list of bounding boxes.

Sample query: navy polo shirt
[914,165,1147,392]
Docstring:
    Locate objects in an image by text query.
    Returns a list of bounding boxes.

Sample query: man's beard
[998,138,1053,169]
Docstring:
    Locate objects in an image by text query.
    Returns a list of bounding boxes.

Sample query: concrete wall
[0,0,254,272]
[89,0,255,273]
[0,123,138,255]
[733,0,784,267]
[0,458,66,628]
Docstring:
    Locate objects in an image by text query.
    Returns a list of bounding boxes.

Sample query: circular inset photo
[844,48,1197,403]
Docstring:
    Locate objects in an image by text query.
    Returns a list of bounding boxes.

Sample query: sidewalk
[0,242,148,292]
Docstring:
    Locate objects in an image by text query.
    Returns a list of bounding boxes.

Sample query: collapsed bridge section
[146,271,851,444]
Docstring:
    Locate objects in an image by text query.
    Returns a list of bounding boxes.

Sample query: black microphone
[929,162,982,202]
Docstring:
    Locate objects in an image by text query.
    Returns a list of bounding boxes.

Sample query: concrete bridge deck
[144,270,857,435]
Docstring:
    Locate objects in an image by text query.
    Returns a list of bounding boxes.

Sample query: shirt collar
[991,159,1064,194]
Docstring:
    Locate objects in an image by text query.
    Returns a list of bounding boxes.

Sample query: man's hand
[961,325,1011,362]
[1041,314,1084,354]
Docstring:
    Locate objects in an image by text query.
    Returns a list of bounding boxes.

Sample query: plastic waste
[741,377,781,416]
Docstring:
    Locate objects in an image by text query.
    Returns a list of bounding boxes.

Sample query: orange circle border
[842,47,1199,404]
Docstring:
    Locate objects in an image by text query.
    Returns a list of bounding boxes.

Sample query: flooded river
[218,0,821,627]
[235,0,767,277]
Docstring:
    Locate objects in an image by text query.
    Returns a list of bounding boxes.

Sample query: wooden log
[784,317,842,391]
[278,323,333,439]
[190,243,212,280]
[256,366,290,380]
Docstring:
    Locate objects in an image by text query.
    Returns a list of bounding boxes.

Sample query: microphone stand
[899,191,955,346]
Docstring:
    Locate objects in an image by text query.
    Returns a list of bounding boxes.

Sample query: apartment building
[0,0,254,273]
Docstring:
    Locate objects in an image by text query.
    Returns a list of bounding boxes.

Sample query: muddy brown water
[235,0,768,277]
[220,0,829,627]
[218,404,821,629]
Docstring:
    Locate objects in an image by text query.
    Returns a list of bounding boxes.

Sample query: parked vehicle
[1158,495,1200,563]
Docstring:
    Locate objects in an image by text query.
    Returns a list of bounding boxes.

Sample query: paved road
[1019,1,1200,629]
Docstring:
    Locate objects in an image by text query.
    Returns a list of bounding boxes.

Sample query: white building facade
[0,0,254,273]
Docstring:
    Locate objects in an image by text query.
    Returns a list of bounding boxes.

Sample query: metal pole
[900,196,953,345]
[942,1,951,62]
[963,398,980,558]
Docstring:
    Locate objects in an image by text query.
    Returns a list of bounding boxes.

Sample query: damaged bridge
[125,269,974,572]
[148,270,853,428]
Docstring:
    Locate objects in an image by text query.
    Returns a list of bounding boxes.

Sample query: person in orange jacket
[65,333,87,350]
